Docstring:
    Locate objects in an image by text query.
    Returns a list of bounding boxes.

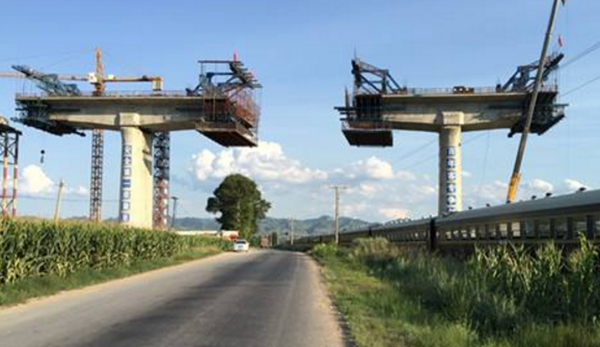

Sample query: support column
[438,124,463,216]
[119,126,154,228]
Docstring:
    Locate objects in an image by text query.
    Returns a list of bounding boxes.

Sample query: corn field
[0,218,227,285]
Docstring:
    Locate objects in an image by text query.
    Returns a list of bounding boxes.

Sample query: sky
[0,0,599,222]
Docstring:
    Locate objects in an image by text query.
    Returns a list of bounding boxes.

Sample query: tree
[206,174,271,239]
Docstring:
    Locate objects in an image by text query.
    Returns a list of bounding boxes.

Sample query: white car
[233,239,250,252]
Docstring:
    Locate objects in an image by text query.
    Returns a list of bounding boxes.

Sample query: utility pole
[170,196,179,230]
[54,179,65,223]
[288,218,295,246]
[507,0,562,203]
[330,185,347,245]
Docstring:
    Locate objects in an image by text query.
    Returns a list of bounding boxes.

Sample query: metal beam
[153,132,170,229]
[89,129,104,222]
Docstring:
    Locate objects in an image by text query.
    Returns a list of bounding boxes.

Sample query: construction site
[0,49,262,229]
[337,53,566,215]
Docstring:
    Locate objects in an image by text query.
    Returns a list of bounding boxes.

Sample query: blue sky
[0,0,599,222]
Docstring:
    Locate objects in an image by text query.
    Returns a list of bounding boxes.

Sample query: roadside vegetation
[312,238,600,347]
[0,218,230,307]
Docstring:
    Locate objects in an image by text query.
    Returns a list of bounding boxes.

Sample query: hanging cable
[562,74,600,97]
[561,39,600,69]
[392,138,437,164]
[399,132,488,171]
[476,132,491,193]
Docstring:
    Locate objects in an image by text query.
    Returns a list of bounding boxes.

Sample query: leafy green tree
[206,174,271,239]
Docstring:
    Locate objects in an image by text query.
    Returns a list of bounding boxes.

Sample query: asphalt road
[0,250,345,347]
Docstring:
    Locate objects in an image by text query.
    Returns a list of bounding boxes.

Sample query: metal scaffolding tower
[89,129,104,222]
[153,132,170,229]
[0,122,20,217]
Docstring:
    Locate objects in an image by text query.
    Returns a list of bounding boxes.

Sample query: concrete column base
[119,127,154,228]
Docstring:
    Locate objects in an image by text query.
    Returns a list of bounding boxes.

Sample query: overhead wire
[0,47,93,64]
[475,131,491,193]
[560,39,600,69]
[399,132,488,171]
[561,75,600,97]
[392,137,437,165]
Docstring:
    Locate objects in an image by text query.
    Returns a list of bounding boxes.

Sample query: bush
[310,243,339,261]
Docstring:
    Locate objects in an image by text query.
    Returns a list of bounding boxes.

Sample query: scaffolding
[89,129,104,222]
[188,60,262,147]
[0,122,20,218]
[336,57,566,147]
[153,132,170,229]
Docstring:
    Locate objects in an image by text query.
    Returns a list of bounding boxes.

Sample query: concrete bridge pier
[119,114,154,228]
[438,112,463,215]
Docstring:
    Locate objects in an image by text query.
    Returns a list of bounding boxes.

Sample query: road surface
[0,250,345,347]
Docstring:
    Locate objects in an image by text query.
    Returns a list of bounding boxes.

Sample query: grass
[311,240,600,347]
[0,245,222,308]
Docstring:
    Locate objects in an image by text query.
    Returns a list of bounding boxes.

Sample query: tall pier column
[438,112,463,216]
[119,113,154,228]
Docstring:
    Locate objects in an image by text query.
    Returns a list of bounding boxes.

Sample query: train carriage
[295,189,600,251]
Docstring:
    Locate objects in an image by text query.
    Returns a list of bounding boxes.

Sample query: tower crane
[1,48,164,224]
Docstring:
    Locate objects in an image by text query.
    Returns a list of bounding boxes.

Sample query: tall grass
[316,237,600,345]
[0,218,229,285]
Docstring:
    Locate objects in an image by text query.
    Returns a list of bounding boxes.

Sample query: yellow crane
[506,0,562,203]
[1,48,163,222]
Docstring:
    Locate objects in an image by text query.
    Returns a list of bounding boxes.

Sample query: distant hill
[58,215,373,237]
[173,215,372,237]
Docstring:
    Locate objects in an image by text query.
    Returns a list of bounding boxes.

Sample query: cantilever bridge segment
[336,55,566,215]
[14,59,261,228]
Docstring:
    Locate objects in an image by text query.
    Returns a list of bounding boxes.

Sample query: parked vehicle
[233,239,250,252]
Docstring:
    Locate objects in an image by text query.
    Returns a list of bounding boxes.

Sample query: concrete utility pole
[330,186,347,245]
[507,0,562,203]
[170,196,179,230]
[288,218,295,246]
[53,179,65,222]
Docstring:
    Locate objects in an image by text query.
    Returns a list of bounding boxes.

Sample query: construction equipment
[0,115,20,218]
[12,53,261,228]
[189,59,262,147]
[336,52,565,215]
[506,0,563,204]
[3,48,164,224]
[86,48,163,225]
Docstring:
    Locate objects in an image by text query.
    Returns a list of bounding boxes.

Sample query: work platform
[338,87,564,146]
[336,57,566,215]
[15,92,259,146]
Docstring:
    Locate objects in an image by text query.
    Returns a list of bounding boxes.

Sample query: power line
[562,74,600,97]
[18,195,119,203]
[398,132,488,171]
[392,138,437,164]
[561,39,600,69]
[0,48,93,64]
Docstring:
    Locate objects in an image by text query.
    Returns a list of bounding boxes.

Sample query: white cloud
[20,165,54,195]
[191,141,327,184]
[563,179,589,192]
[342,203,368,217]
[65,185,89,196]
[379,208,410,220]
[527,178,554,193]
[347,156,394,180]
[18,164,88,197]
[192,149,217,181]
